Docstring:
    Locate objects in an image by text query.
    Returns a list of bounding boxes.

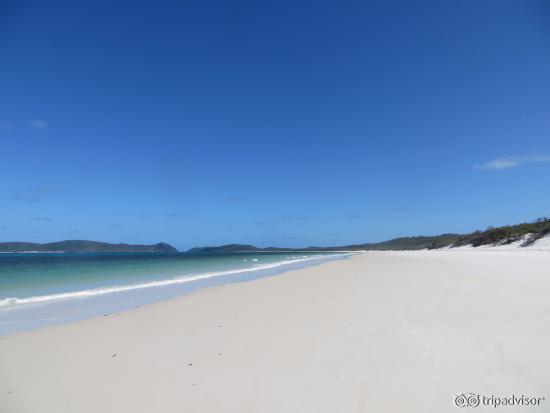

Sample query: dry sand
[1,251,549,412]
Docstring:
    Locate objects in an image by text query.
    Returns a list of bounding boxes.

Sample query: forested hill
[0,240,177,253]
[3,217,549,253]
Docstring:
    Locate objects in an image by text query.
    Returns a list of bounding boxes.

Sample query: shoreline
[1,250,549,412]
[0,252,353,336]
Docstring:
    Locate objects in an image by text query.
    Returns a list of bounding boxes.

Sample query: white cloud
[30,120,49,129]
[476,154,550,171]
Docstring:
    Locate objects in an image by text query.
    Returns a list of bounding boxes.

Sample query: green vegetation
[453,217,550,248]
[188,217,550,252]
[351,217,550,250]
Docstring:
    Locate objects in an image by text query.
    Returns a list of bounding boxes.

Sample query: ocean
[0,251,350,335]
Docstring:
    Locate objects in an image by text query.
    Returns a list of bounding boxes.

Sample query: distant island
[0,240,178,253]
[2,217,548,253]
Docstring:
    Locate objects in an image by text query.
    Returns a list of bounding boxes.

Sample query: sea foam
[0,254,350,308]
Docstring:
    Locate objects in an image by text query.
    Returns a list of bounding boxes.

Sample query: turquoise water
[0,251,349,334]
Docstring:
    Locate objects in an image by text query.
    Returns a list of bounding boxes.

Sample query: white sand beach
[1,250,549,412]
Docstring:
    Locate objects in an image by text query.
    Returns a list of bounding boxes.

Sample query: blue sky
[1,0,549,250]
